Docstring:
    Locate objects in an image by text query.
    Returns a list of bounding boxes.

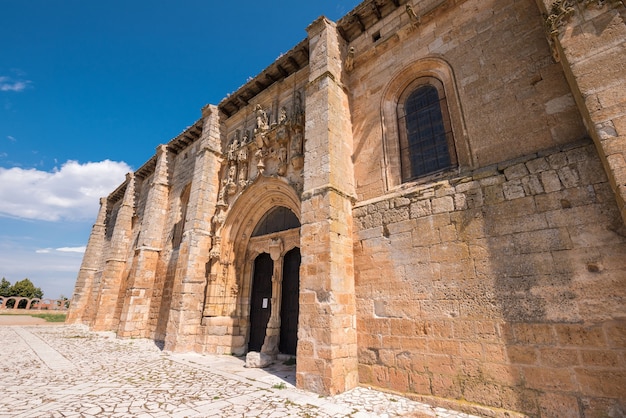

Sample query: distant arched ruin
[0,296,69,311]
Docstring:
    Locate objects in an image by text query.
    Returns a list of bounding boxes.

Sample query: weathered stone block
[555,324,607,348]
[523,366,577,392]
[575,368,626,399]
[541,170,563,192]
[538,393,580,418]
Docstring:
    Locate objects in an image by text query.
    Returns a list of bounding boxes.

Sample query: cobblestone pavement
[0,325,482,418]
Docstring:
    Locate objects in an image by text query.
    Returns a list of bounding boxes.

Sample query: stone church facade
[68,0,626,416]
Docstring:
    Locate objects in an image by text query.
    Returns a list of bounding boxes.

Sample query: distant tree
[0,278,11,297]
[10,278,44,299]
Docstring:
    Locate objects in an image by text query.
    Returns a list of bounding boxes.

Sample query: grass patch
[283,357,296,366]
[272,382,287,390]
[29,313,66,322]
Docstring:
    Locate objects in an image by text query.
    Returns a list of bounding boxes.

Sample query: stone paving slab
[0,324,483,417]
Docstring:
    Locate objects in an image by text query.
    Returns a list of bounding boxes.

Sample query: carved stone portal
[210,98,305,241]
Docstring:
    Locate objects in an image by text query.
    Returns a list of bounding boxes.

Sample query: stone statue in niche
[236,144,249,186]
[227,133,239,162]
[212,207,227,238]
[255,104,269,132]
[256,147,266,174]
[226,164,237,195]
[238,164,248,187]
[217,163,237,207]
[278,107,288,125]
[237,143,248,162]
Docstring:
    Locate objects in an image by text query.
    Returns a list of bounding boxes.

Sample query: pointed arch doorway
[246,206,301,357]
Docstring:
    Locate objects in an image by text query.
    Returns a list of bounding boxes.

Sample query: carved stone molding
[268,238,283,261]
[544,0,623,61]
[545,0,623,36]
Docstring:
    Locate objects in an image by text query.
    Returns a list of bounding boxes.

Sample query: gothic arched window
[397,77,456,182]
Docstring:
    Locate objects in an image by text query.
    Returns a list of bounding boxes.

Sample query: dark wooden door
[279,247,301,355]
[248,253,273,352]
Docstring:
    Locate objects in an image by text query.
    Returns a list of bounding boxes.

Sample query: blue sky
[0,0,361,299]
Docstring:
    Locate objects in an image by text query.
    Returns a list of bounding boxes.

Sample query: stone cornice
[302,184,358,204]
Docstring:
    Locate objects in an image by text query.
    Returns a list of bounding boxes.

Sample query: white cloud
[0,76,31,92]
[56,246,86,253]
[0,160,131,221]
[35,246,85,254]
[0,246,83,298]
[7,135,16,142]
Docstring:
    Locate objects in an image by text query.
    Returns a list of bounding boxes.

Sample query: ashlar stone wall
[353,140,626,416]
[347,0,626,415]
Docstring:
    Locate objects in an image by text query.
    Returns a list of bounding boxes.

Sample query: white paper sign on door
[262,298,268,309]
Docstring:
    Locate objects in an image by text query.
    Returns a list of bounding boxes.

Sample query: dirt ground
[0,315,54,325]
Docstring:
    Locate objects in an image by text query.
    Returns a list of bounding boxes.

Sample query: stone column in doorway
[298,16,359,395]
[165,104,223,352]
[261,237,284,355]
[66,197,108,325]
[538,0,626,225]
[118,145,170,338]
[92,173,135,331]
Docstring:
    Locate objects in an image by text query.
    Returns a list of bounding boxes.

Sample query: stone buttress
[164,105,223,352]
[540,0,626,225]
[297,16,359,395]
[117,145,171,338]
[92,173,135,331]
[66,197,108,324]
